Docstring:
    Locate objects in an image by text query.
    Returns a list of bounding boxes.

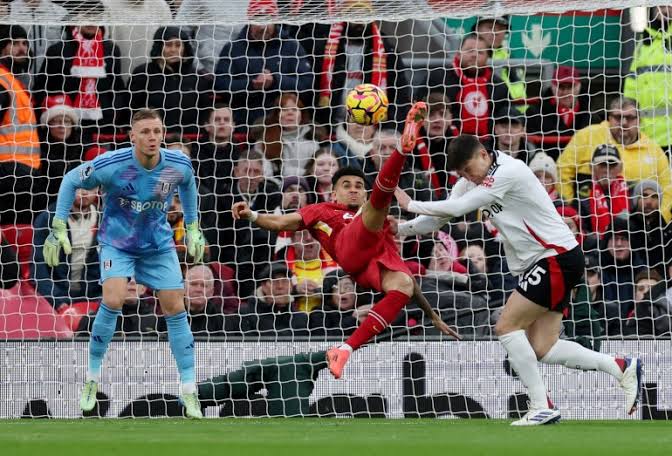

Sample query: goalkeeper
[43,109,206,418]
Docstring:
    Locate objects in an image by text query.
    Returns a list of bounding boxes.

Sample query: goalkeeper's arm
[232,201,302,232]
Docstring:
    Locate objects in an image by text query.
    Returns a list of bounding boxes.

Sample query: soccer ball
[345,83,389,125]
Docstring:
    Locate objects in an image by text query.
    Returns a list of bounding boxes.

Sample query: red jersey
[298,202,408,291]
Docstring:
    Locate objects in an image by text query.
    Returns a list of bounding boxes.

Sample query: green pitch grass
[1,419,669,456]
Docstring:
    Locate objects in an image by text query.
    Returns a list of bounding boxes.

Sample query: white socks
[498,330,549,410]
[540,339,624,381]
[338,343,354,353]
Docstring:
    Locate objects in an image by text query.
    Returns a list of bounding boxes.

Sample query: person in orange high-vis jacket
[0,25,41,224]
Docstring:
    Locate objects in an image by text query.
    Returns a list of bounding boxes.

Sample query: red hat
[553,66,580,85]
[247,0,278,19]
[556,204,578,219]
[40,94,79,125]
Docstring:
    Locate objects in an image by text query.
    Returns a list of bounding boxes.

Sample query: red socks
[369,150,407,210]
[345,289,410,350]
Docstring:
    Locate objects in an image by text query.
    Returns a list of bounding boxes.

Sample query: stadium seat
[0,224,34,280]
[0,282,72,339]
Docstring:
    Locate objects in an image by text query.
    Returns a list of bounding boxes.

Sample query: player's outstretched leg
[539,339,642,414]
[496,293,559,426]
[81,300,121,412]
[327,271,413,379]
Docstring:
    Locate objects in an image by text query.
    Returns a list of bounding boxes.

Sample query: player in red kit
[233,102,458,378]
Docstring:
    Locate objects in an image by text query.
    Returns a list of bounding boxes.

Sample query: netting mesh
[0,0,671,419]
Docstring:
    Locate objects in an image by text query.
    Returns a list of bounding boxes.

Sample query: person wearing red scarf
[314,0,412,126]
[582,144,630,237]
[526,65,593,160]
[430,33,509,138]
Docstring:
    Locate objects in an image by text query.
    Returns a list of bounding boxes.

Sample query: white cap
[528,152,557,182]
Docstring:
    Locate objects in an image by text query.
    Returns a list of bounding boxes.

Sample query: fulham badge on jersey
[161,182,171,195]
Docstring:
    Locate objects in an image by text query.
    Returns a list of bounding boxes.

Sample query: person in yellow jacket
[0,25,41,224]
[623,6,672,153]
[473,16,527,110]
[557,96,672,223]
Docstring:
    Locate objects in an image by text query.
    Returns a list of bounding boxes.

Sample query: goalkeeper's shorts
[99,244,184,290]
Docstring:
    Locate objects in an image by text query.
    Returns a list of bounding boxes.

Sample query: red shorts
[333,216,411,292]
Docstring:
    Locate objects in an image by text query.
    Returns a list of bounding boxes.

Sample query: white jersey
[399,151,578,276]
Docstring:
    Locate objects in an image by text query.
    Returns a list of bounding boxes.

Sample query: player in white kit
[394,135,642,426]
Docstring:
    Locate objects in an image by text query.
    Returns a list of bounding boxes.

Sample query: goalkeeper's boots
[326,347,351,379]
[79,380,98,412]
[180,392,204,419]
[511,405,561,426]
[620,357,643,415]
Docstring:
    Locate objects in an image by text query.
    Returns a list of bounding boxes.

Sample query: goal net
[0,0,671,419]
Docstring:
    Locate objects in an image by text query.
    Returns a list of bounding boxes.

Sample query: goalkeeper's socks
[540,339,624,381]
[498,330,548,410]
[345,290,409,350]
[87,302,121,382]
[166,311,196,390]
[370,149,407,210]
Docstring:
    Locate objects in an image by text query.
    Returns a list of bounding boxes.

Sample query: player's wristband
[249,211,259,223]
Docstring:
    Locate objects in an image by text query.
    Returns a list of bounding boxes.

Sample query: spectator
[624,5,672,155]
[240,262,309,337]
[288,230,332,314]
[32,188,101,311]
[192,104,238,198]
[528,152,561,202]
[6,0,66,82]
[491,106,536,165]
[100,0,172,78]
[415,91,458,195]
[473,15,527,107]
[578,145,630,238]
[527,65,593,160]
[174,0,242,74]
[629,180,672,275]
[129,26,210,137]
[214,3,312,126]
[281,176,311,213]
[309,269,362,336]
[38,94,85,203]
[556,205,584,246]
[558,96,672,224]
[219,150,282,297]
[332,118,376,169]
[0,24,41,224]
[429,32,509,137]
[35,17,128,136]
[304,147,340,203]
[598,218,646,309]
[257,92,321,178]
[165,139,193,157]
[180,264,226,337]
[312,0,411,126]
[623,270,671,336]
[364,129,432,206]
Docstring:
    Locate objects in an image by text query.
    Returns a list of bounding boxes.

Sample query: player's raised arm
[177,167,206,263]
[45,161,103,267]
[232,201,302,232]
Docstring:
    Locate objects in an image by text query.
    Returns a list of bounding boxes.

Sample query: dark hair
[132,108,162,125]
[445,135,484,171]
[460,32,484,48]
[332,166,366,187]
[237,149,264,164]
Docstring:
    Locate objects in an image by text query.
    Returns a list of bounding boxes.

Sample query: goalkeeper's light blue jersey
[55,147,198,254]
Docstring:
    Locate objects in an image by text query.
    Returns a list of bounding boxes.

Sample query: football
[345,83,389,125]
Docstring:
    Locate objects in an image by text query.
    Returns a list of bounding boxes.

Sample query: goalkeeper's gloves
[185,222,206,263]
[44,218,72,267]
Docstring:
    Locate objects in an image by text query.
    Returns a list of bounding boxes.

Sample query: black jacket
[241,294,310,337]
[192,141,238,198]
[38,126,86,202]
[129,27,211,135]
[628,211,672,275]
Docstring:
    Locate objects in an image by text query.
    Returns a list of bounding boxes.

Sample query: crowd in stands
[1,0,672,341]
